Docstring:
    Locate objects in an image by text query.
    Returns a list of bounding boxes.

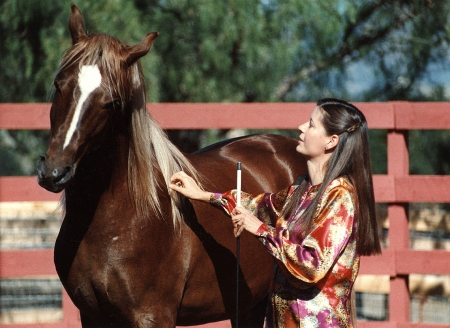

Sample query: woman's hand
[169,171,212,202]
[232,206,263,237]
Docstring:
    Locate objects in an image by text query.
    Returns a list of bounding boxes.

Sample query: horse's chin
[37,177,67,193]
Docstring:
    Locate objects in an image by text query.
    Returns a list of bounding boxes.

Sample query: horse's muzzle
[37,155,73,193]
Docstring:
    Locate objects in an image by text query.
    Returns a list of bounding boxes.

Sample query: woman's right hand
[169,171,212,202]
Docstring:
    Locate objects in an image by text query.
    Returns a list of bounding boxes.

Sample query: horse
[37,4,306,327]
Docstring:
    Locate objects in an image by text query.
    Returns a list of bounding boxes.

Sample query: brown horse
[37,5,306,327]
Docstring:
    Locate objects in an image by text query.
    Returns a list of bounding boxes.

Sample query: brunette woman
[170,98,381,327]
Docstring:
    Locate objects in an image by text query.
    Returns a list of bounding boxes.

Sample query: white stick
[236,162,241,206]
[235,161,242,328]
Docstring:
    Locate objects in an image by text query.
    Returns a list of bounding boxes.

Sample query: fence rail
[1,102,450,328]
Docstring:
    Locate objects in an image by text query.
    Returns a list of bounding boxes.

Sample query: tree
[1,0,449,174]
[136,0,450,174]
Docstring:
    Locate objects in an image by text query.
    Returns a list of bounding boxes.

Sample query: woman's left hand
[232,206,263,237]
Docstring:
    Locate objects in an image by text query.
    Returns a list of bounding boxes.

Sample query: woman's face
[296,107,330,159]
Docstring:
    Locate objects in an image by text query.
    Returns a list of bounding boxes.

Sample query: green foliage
[369,130,387,174]
[0,0,449,175]
[2,0,449,102]
[0,130,49,176]
[410,130,450,175]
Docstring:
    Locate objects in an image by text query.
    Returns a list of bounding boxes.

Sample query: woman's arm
[218,184,297,237]
[170,171,303,238]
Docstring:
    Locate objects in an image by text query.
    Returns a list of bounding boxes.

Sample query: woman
[170,98,381,327]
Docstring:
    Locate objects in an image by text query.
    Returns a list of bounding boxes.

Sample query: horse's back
[191,134,305,193]
[177,134,306,324]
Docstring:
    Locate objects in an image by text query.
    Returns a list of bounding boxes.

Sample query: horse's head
[37,4,158,192]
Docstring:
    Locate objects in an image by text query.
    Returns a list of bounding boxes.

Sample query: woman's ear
[325,134,339,151]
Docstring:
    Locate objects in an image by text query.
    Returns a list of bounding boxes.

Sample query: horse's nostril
[51,165,73,185]
[37,155,47,178]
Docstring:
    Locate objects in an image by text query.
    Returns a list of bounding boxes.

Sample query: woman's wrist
[196,190,213,203]
[256,223,269,237]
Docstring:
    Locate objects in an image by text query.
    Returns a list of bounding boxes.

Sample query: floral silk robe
[210,175,359,328]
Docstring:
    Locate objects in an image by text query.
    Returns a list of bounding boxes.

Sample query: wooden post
[387,110,410,323]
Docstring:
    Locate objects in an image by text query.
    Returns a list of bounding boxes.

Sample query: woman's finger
[233,205,247,215]
[170,171,188,184]
[234,223,245,237]
[232,215,243,225]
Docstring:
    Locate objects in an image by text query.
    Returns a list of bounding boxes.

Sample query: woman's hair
[282,98,381,256]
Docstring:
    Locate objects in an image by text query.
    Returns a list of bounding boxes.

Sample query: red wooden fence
[1,102,450,328]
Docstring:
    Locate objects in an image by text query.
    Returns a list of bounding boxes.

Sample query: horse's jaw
[37,175,67,193]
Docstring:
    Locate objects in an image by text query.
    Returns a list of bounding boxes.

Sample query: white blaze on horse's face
[63,65,102,149]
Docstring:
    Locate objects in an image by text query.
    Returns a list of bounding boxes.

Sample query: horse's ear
[69,4,87,45]
[124,32,159,66]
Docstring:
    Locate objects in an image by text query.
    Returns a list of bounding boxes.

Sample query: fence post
[387,103,410,323]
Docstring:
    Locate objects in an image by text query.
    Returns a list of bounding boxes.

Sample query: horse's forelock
[58,34,139,107]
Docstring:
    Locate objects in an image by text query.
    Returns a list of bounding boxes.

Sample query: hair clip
[346,122,361,133]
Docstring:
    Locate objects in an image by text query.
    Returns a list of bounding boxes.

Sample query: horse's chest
[56,212,138,298]
[62,236,140,313]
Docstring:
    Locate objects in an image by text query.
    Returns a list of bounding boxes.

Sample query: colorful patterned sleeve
[209,176,302,227]
[259,180,357,285]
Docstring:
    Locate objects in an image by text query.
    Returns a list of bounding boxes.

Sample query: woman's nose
[298,122,307,132]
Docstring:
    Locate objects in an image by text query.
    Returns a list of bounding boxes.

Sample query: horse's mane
[57,33,201,226]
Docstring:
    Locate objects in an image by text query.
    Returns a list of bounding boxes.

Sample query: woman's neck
[305,151,332,185]
[306,160,327,186]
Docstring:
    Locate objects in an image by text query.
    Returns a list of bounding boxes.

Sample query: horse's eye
[54,80,61,92]
[104,100,121,110]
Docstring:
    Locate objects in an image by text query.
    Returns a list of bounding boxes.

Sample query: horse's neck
[55,135,132,283]
[64,135,127,209]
